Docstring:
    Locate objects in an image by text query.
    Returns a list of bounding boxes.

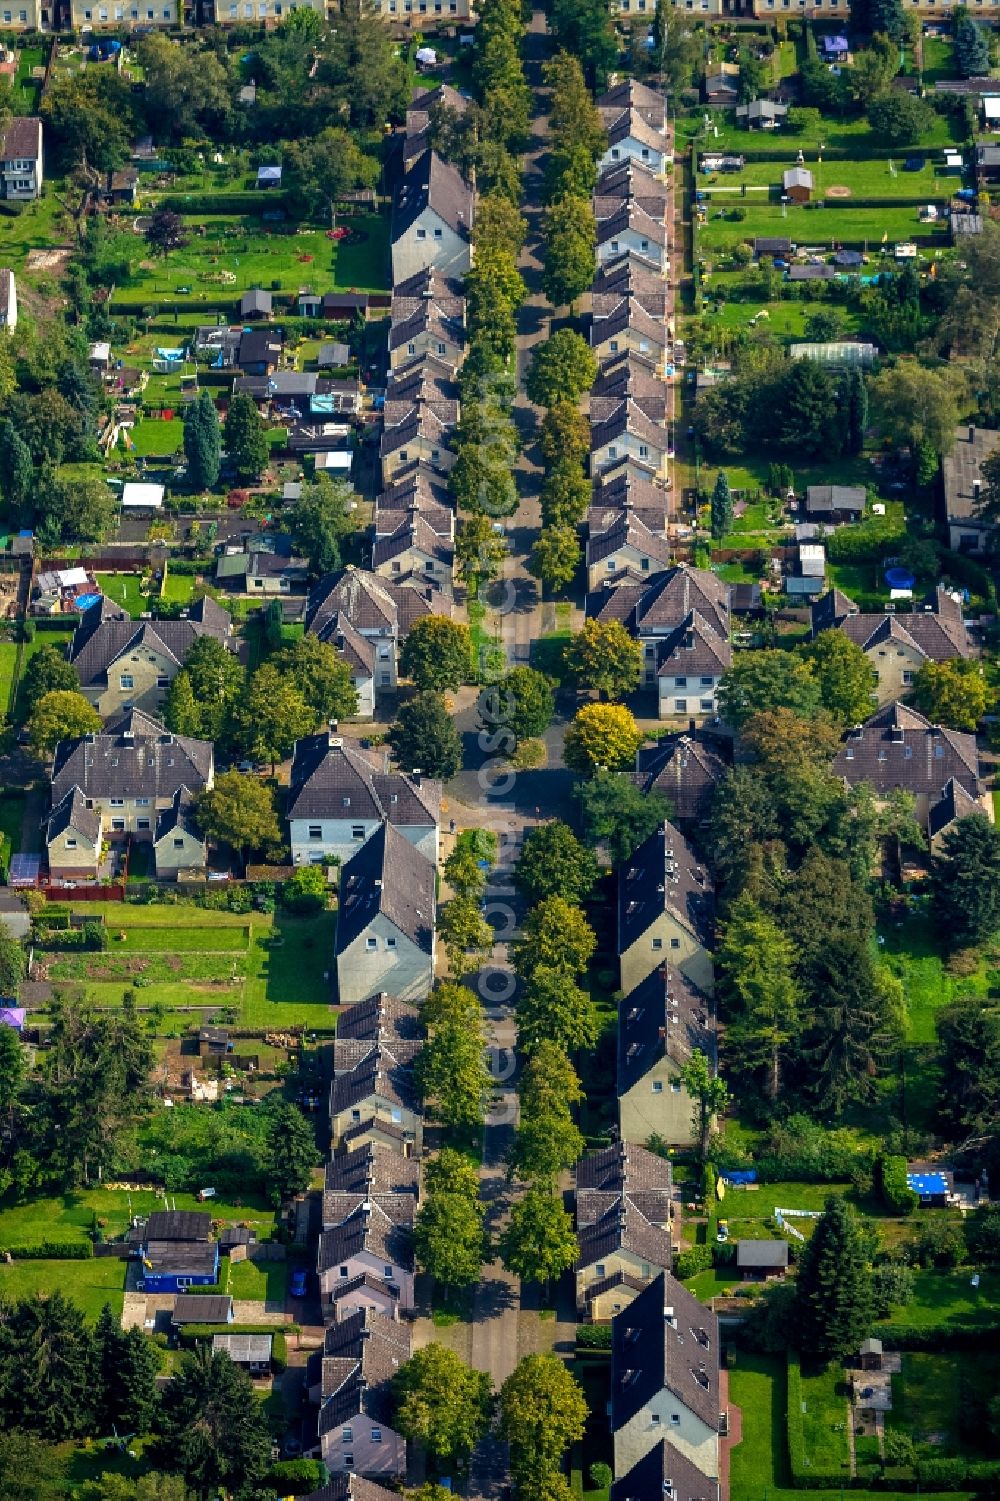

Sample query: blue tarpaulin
[907,1172,948,1199]
[156,348,184,362]
[722,1170,758,1186]
[76,594,101,611]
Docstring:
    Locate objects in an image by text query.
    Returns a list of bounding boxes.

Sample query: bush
[282,865,327,914]
[2,1242,94,1259]
[675,1244,713,1279]
[871,1262,914,1318]
[825,510,906,563]
[877,1153,918,1215]
[271,1329,288,1371]
[576,1323,612,1350]
[261,1460,326,1494]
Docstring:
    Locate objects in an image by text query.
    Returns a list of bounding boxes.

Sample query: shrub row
[877,1154,918,1215]
[576,1324,612,1350]
[178,1321,300,1344]
[704,144,951,164]
[159,191,290,215]
[825,511,907,563]
[1,1242,93,1260]
[877,1320,1000,1349]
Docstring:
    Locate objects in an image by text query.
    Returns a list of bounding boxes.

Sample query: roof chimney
[969,424,976,444]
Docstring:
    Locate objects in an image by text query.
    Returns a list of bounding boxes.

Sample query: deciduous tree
[195,770,281,870]
[912,657,990,730]
[718,651,822,732]
[273,633,359,724]
[541,196,596,311]
[799,631,878,725]
[498,1354,588,1497]
[574,772,672,865]
[525,329,597,408]
[564,619,642,702]
[27,690,101,760]
[393,1344,492,1463]
[439,896,494,975]
[287,476,359,575]
[515,821,598,906]
[679,1049,729,1160]
[563,702,642,775]
[499,1187,579,1289]
[416,1010,492,1131]
[530,524,580,591]
[233,663,316,770]
[478,666,555,745]
[400,615,472,692]
[388,692,462,779]
[514,897,596,982]
[517,963,599,1055]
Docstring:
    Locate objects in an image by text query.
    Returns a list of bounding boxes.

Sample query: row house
[390,149,473,286]
[380,357,459,484]
[810,586,972,706]
[329,993,424,1153]
[587,565,732,718]
[310,1309,410,1480]
[335,821,436,1005]
[305,566,438,697]
[372,513,455,599]
[576,1141,674,1319]
[374,467,455,546]
[389,268,466,371]
[617,820,715,999]
[597,80,672,176]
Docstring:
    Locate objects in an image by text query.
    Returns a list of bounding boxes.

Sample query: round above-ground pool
[884,566,916,590]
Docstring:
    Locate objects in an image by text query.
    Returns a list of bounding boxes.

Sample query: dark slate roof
[810,587,970,664]
[576,1141,673,1273]
[46,785,101,846]
[328,1271,401,1309]
[302,1478,402,1501]
[394,149,473,240]
[306,568,436,641]
[618,966,715,1095]
[654,611,733,679]
[237,328,282,369]
[611,1272,721,1433]
[588,510,672,571]
[330,1042,421,1117]
[317,1203,414,1276]
[803,484,865,515]
[637,735,728,825]
[70,596,234,690]
[0,117,41,162]
[51,719,212,806]
[736,1239,789,1268]
[788,265,835,281]
[172,1294,232,1324]
[832,701,981,799]
[339,1117,415,1152]
[325,1142,420,1199]
[610,1438,721,1501]
[336,822,435,955]
[154,786,203,846]
[335,991,423,1049]
[618,822,714,952]
[589,565,730,640]
[287,734,440,827]
[928,776,982,840]
[597,78,668,129]
[753,237,791,258]
[144,1241,217,1276]
[241,289,273,315]
[144,1210,211,1241]
[372,514,455,570]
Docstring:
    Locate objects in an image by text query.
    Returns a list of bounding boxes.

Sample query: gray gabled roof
[618,822,714,953]
[336,822,435,955]
[306,568,436,641]
[611,1273,721,1434]
[287,734,440,826]
[69,596,234,689]
[46,785,101,846]
[51,720,213,807]
[393,149,473,241]
[736,1239,789,1268]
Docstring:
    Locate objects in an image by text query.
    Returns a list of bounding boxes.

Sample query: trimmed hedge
[877,1319,1000,1349]
[159,191,290,215]
[877,1154,918,1215]
[576,1323,612,1350]
[178,1321,301,1344]
[271,1329,288,1371]
[1,1242,94,1259]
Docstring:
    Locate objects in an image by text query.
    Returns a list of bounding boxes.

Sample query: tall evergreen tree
[710,471,734,539]
[845,367,869,456]
[223,393,269,482]
[155,1345,272,1497]
[795,1196,874,1362]
[182,390,221,491]
[0,421,34,519]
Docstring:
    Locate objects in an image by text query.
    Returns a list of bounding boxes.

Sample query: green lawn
[729,1351,968,1501]
[884,1268,1000,1328]
[0,1187,276,1251]
[698,155,949,201]
[0,1257,126,1322]
[161,570,200,605]
[800,1363,851,1478]
[887,1350,1000,1457]
[96,573,148,616]
[0,641,18,716]
[47,904,337,1030]
[227,1255,288,1304]
[701,112,958,155]
[129,417,185,458]
[0,192,73,286]
[921,35,957,83]
[879,913,994,1044]
[703,295,863,342]
[0,794,24,878]
[699,202,950,253]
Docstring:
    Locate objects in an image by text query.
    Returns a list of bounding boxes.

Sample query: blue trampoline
[885,566,916,590]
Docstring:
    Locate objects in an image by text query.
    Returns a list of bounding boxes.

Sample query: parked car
[290,1268,308,1298]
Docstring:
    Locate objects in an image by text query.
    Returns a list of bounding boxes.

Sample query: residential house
[0,269,17,331]
[381,359,458,483]
[313,1311,410,1477]
[215,535,310,596]
[928,775,986,854]
[595,165,671,228]
[753,236,791,260]
[832,700,991,833]
[323,1141,419,1234]
[299,1479,401,1501]
[240,289,273,321]
[588,470,670,543]
[783,166,813,202]
[618,821,714,997]
[207,0,329,22]
[598,79,669,132]
[802,484,865,523]
[635,734,728,831]
[287,731,440,866]
[374,467,455,545]
[389,267,466,370]
[372,514,455,597]
[212,1333,272,1374]
[589,565,731,716]
[576,1141,674,1319]
[592,260,673,332]
[735,99,788,128]
[237,328,283,376]
[0,117,42,201]
[596,203,668,271]
[736,1240,789,1280]
[610,1273,724,1480]
[305,567,437,693]
[317,1209,416,1318]
[335,823,436,1005]
[587,508,672,590]
[942,423,1000,553]
[618,966,716,1149]
[391,150,473,284]
[591,294,669,367]
[610,1440,721,1501]
[810,587,972,705]
[153,788,208,879]
[372,0,470,23]
[402,83,471,168]
[46,710,213,878]
[592,357,669,427]
[330,992,423,1153]
[0,0,45,27]
[590,398,671,484]
[598,97,672,175]
[141,1216,219,1293]
[69,0,179,25]
[69,596,237,719]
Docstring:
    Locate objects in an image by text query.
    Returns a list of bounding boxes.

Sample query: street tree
[498,1354,588,1497]
[563,702,643,775]
[525,329,597,408]
[518,963,599,1055]
[794,1196,874,1363]
[413,1185,488,1294]
[182,390,221,491]
[541,196,596,311]
[439,896,494,975]
[195,770,281,870]
[515,821,598,906]
[530,524,581,591]
[549,0,617,88]
[155,1345,272,1496]
[499,1187,579,1290]
[27,690,101,760]
[679,1049,730,1160]
[455,513,507,594]
[514,897,597,981]
[474,190,527,257]
[273,633,359,725]
[400,615,472,691]
[540,462,591,527]
[416,1012,492,1131]
[233,663,316,770]
[509,1041,585,1183]
[388,692,462,779]
[574,772,672,865]
[564,619,642,701]
[223,393,269,482]
[423,982,483,1029]
[287,476,359,575]
[710,471,734,540]
[931,813,1000,946]
[912,658,990,730]
[544,50,607,161]
[539,402,590,467]
[799,631,878,725]
[443,831,498,902]
[478,666,555,745]
[393,1344,493,1464]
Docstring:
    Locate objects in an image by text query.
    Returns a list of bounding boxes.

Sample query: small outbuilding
[212,1332,272,1374]
[858,1337,884,1371]
[171,1294,234,1326]
[121,482,165,510]
[240,289,273,321]
[783,167,814,203]
[256,164,282,189]
[736,1240,790,1280]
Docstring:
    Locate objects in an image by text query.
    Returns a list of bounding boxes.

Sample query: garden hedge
[877,1154,918,1215]
[178,1321,300,1344]
[2,1242,94,1259]
[876,1320,1000,1349]
[159,191,290,215]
